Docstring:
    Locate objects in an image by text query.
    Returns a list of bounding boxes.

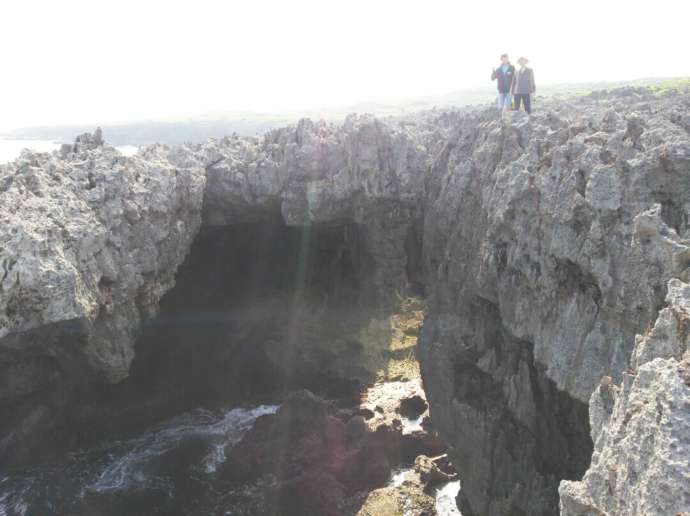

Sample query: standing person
[491,54,515,112]
[511,57,536,114]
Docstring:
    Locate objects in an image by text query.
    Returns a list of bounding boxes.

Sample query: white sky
[1,0,688,130]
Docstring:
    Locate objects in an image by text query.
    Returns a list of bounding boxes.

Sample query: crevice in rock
[405,220,425,296]
[432,296,592,516]
[659,197,687,235]
[553,257,603,308]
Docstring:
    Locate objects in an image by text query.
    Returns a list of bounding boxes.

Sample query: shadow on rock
[219,389,447,515]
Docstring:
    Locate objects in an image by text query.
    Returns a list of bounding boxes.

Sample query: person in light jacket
[511,57,535,114]
[491,54,515,112]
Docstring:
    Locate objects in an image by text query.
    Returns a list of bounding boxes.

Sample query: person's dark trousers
[514,94,532,114]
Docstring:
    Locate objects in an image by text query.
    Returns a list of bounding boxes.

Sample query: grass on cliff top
[535,77,690,101]
[647,78,690,95]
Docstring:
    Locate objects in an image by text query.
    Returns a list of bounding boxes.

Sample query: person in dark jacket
[491,54,515,111]
[511,57,535,114]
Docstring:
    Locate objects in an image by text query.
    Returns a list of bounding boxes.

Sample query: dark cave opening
[84,214,387,441]
[447,296,593,516]
[2,206,430,471]
[1,211,452,516]
[1,204,603,516]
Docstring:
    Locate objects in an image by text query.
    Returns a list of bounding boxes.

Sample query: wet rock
[278,389,330,429]
[345,338,365,355]
[343,446,392,493]
[222,390,401,497]
[414,454,456,490]
[429,453,457,477]
[353,407,376,420]
[222,390,344,481]
[368,421,404,464]
[353,471,435,516]
[345,415,368,445]
[274,468,345,516]
[322,377,364,407]
[401,430,447,463]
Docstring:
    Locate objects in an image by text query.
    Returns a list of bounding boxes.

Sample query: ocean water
[388,468,462,515]
[0,405,278,516]
[0,139,138,164]
[436,480,462,515]
[0,139,61,163]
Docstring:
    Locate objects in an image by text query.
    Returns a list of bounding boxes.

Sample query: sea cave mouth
[121,213,388,420]
[0,211,461,516]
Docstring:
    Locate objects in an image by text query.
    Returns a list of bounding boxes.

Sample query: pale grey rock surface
[0,134,206,381]
[193,114,431,305]
[177,115,428,228]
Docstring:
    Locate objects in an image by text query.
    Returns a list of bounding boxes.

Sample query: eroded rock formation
[1,87,689,514]
[0,133,206,461]
[418,90,690,514]
[559,279,690,515]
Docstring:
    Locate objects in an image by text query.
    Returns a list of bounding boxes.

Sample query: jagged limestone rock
[0,89,689,515]
[417,91,690,515]
[194,114,430,306]
[0,137,205,462]
[0,140,206,380]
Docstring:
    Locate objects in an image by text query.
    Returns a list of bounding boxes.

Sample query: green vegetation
[648,78,690,95]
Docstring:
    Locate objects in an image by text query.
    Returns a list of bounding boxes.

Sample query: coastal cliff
[1,88,688,514]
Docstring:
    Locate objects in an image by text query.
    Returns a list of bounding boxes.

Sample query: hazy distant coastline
[0,138,138,164]
[4,77,688,147]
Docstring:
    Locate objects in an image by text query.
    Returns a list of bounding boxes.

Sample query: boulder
[414,454,456,491]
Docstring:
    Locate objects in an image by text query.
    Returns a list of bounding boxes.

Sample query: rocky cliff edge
[1,88,689,514]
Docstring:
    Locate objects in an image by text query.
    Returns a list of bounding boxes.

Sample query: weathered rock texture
[0,134,205,461]
[196,116,428,306]
[1,88,689,515]
[418,90,690,515]
[559,278,690,515]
